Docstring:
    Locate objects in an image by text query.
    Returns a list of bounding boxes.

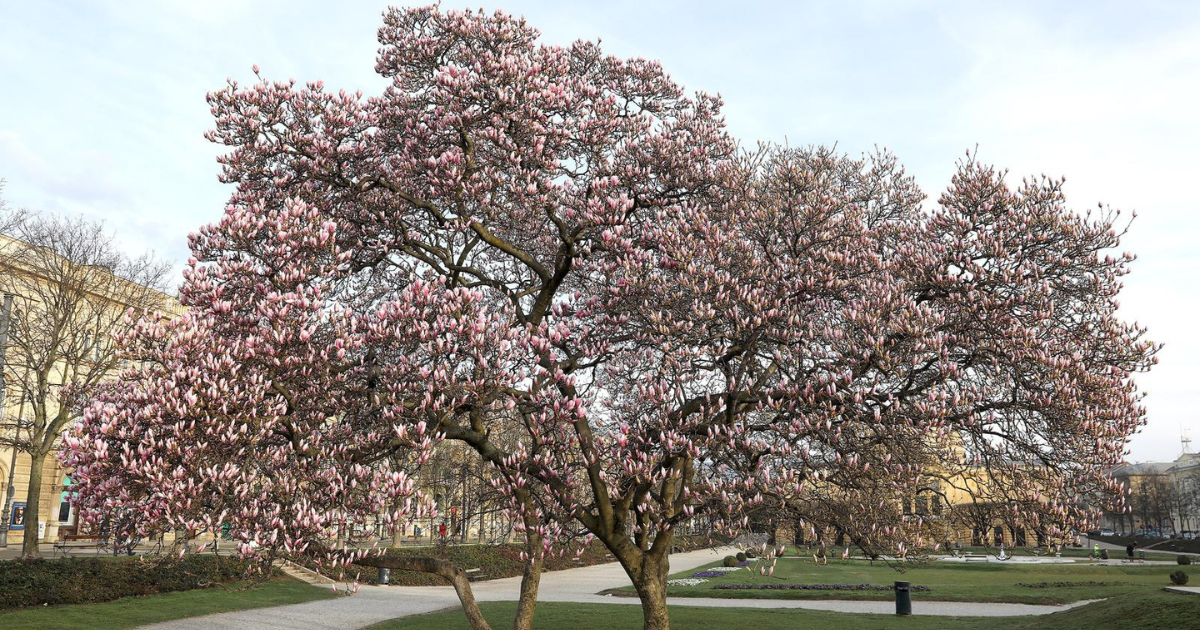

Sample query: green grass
[612,554,1187,604]
[0,577,334,630]
[364,591,1200,630]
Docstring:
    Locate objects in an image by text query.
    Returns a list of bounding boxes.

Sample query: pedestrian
[1125,541,1135,559]
[439,522,447,540]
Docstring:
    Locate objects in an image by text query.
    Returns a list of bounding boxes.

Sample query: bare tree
[0,182,26,235]
[1176,466,1200,534]
[1127,474,1173,537]
[0,206,172,558]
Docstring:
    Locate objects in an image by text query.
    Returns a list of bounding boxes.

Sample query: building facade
[0,231,177,549]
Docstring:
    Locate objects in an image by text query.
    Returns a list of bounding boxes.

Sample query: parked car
[1100,529,1115,536]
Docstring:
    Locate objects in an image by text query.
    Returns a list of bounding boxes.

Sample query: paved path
[135,547,1105,629]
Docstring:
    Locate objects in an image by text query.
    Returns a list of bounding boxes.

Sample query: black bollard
[377,568,391,585]
[895,580,912,616]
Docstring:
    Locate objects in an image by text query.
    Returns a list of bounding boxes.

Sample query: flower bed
[692,568,743,577]
[1018,581,1131,588]
[667,578,710,586]
[712,583,931,592]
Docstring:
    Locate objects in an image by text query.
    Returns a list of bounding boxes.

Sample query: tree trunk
[599,528,674,630]
[355,556,492,630]
[629,553,671,630]
[391,521,405,547]
[20,450,45,558]
[511,528,543,630]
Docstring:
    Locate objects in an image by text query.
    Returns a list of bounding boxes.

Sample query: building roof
[1109,461,1174,477]
[1166,452,1200,473]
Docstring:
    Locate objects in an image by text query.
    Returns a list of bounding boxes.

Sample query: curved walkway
[135,548,1102,630]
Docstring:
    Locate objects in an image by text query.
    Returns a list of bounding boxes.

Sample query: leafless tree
[0,204,173,558]
[1127,474,1173,536]
[1175,466,1200,534]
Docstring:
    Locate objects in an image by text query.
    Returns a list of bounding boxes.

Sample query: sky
[1,0,1197,462]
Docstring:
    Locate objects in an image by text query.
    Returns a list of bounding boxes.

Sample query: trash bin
[895,581,912,616]
[377,568,391,585]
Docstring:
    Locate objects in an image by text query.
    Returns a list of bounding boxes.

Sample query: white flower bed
[706,566,743,573]
[667,578,710,586]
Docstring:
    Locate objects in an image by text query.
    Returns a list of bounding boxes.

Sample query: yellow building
[0,228,177,552]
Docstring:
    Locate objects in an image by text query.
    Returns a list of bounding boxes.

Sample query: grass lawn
[610,553,1188,605]
[928,545,1174,561]
[0,577,334,630]
[364,591,1199,630]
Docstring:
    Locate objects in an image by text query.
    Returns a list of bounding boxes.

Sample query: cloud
[2,0,1197,461]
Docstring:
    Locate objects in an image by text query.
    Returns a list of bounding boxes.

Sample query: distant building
[0,233,178,547]
[1101,452,1200,537]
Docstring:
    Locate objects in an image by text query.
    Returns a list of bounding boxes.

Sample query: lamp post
[0,409,22,548]
[0,292,14,547]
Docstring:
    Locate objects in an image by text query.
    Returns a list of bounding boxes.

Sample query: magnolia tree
[64,7,1156,630]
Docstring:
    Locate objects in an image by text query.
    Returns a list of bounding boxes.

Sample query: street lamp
[0,293,13,548]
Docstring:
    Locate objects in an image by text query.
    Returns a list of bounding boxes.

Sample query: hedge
[309,534,718,585]
[0,555,259,610]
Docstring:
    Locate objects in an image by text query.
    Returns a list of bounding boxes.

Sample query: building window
[58,476,75,525]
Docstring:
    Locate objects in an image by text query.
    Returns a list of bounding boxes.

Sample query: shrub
[1170,570,1189,586]
[1178,555,1192,565]
[723,555,738,568]
[744,548,757,559]
[301,541,619,585]
[672,535,719,552]
[735,552,747,562]
[0,555,258,610]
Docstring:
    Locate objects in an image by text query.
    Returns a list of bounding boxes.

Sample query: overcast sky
[1,0,1196,462]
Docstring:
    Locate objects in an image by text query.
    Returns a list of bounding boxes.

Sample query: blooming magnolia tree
[64,7,1156,630]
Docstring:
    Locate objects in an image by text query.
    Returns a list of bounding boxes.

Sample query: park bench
[962,553,989,562]
[464,567,488,581]
[53,534,109,556]
[1122,552,1146,564]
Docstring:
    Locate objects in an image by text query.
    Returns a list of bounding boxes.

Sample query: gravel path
[134,547,1104,629]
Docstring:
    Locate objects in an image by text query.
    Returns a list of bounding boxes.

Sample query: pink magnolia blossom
[63,7,1155,630]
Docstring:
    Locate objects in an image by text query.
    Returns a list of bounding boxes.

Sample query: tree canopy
[63,7,1157,630]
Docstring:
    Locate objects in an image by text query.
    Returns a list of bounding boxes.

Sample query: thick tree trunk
[355,556,492,630]
[20,450,45,559]
[511,526,543,630]
[632,577,670,630]
[601,529,674,630]
[628,552,671,630]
